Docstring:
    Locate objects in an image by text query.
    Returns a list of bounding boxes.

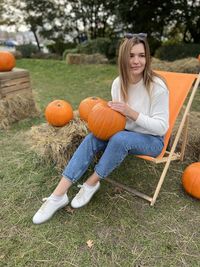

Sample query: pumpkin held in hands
[182,162,200,200]
[78,96,105,122]
[0,51,16,72]
[88,102,126,140]
[45,100,73,127]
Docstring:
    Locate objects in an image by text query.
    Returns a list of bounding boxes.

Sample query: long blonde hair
[118,37,160,101]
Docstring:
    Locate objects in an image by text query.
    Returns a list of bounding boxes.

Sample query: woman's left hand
[108,101,139,121]
[108,101,135,118]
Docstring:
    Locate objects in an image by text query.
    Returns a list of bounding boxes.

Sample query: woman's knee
[109,131,127,148]
[83,133,107,151]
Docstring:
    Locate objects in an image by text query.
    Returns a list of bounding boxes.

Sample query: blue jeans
[62,131,164,183]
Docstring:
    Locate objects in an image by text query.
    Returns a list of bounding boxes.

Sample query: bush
[155,43,200,61]
[77,38,120,59]
[17,44,39,58]
[47,41,76,56]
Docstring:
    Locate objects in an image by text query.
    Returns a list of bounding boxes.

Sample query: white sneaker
[71,182,100,208]
[32,194,69,224]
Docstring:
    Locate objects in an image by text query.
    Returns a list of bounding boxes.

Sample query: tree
[115,0,175,51]
[0,0,7,25]
[0,0,3,24]
[172,0,200,43]
[14,0,60,50]
[68,0,116,40]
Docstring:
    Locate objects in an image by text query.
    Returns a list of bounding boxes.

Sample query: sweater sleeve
[111,77,121,101]
[135,83,169,136]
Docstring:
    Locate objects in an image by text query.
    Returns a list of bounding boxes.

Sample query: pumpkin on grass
[0,51,16,72]
[182,162,200,200]
[88,102,126,140]
[45,100,73,127]
[78,96,105,122]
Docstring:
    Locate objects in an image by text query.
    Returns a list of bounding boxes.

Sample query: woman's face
[129,43,146,79]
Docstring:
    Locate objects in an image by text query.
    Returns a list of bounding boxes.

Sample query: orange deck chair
[106,70,200,206]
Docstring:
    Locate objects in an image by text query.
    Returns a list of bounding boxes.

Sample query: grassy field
[1,59,200,267]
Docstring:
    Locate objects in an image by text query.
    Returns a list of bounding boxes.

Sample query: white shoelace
[38,197,51,212]
[76,185,85,199]
[42,197,49,202]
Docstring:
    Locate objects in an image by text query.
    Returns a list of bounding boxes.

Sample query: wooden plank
[0,74,30,83]
[154,154,181,163]
[1,82,31,95]
[4,88,32,98]
[106,178,153,202]
[0,77,30,87]
[0,68,29,79]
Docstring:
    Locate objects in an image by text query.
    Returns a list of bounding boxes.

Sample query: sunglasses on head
[124,33,147,39]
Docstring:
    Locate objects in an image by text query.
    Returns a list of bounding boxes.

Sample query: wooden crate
[0,68,32,99]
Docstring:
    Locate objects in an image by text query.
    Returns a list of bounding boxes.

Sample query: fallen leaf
[86,240,94,248]
[113,186,124,194]
[64,206,75,214]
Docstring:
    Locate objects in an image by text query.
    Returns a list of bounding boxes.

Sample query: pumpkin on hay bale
[78,96,106,122]
[0,92,40,129]
[45,99,73,127]
[25,115,89,171]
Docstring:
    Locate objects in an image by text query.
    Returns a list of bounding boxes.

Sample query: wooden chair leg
[150,160,171,206]
[180,114,189,161]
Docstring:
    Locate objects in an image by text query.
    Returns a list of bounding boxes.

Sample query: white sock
[49,194,65,201]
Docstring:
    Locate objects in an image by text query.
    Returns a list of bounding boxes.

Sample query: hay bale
[152,57,172,71]
[0,92,40,129]
[25,117,89,171]
[169,57,200,73]
[66,53,83,64]
[66,53,108,64]
[169,111,200,161]
[152,57,199,73]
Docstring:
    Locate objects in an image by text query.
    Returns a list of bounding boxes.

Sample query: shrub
[47,41,76,56]
[17,44,38,58]
[155,43,200,61]
[77,38,119,59]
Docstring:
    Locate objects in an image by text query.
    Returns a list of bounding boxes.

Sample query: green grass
[1,59,200,267]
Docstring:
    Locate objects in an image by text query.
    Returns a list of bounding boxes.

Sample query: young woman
[33,33,169,224]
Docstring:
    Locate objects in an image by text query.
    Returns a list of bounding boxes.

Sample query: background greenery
[0,59,200,266]
[1,0,199,59]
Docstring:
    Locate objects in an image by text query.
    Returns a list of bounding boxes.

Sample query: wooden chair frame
[106,71,200,206]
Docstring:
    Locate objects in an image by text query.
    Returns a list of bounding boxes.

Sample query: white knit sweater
[111,76,169,136]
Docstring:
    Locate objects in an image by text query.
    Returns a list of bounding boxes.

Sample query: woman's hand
[108,101,139,121]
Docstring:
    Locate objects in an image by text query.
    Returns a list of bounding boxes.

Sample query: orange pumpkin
[0,51,16,72]
[198,54,200,62]
[88,102,126,140]
[45,100,73,127]
[78,96,105,122]
[182,162,200,199]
